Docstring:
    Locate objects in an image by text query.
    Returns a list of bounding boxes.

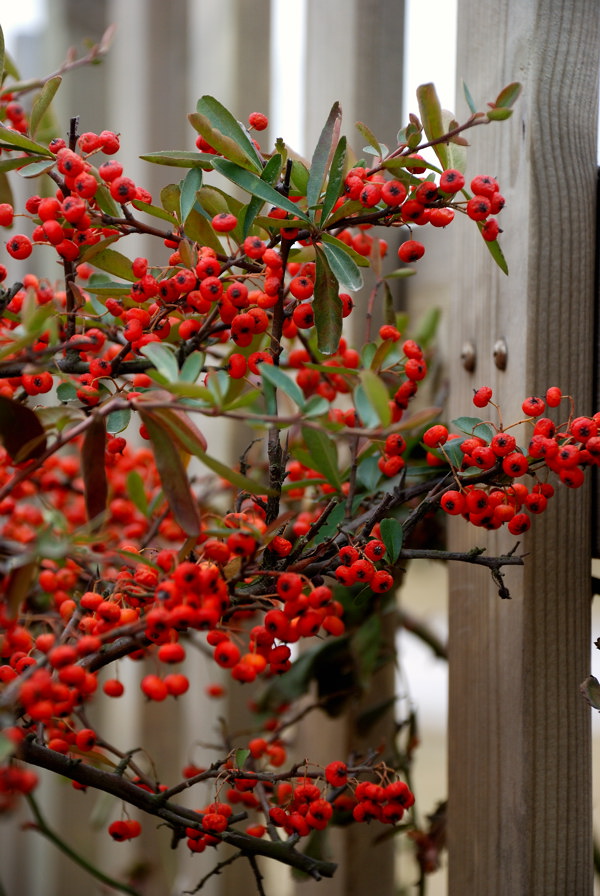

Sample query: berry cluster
[424,387,600,533]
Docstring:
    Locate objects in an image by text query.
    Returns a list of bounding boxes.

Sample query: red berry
[248,112,268,131]
[6,234,32,259]
[521,396,545,417]
[212,212,238,233]
[466,196,491,221]
[398,240,425,263]
[439,169,465,194]
[472,386,493,408]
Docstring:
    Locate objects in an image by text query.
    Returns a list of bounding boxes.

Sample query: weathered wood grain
[448,3,599,893]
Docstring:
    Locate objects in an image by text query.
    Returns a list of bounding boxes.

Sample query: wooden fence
[0,1,598,894]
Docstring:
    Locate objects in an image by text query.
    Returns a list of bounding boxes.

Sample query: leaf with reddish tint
[307,102,342,218]
[0,395,47,462]
[81,416,108,523]
[494,82,522,109]
[139,410,202,537]
[313,245,342,356]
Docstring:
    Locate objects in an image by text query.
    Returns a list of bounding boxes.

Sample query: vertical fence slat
[448,3,599,894]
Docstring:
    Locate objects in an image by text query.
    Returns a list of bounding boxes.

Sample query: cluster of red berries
[423,386,600,533]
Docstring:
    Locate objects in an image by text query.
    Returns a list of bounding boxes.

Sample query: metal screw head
[493,338,508,370]
[461,341,476,372]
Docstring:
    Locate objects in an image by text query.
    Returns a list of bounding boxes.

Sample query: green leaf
[140,150,215,168]
[290,158,310,195]
[356,455,381,492]
[196,96,263,169]
[486,107,513,122]
[384,267,416,280]
[81,244,136,281]
[306,102,342,219]
[182,208,224,253]
[57,382,77,402]
[463,80,477,115]
[210,158,310,222]
[106,408,131,434]
[494,82,522,109]
[380,517,404,564]
[81,416,108,524]
[0,122,54,157]
[480,229,509,274]
[235,748,250,769]
[580,676,600,712]
[313,245,342,356]
[0,155,48,174]
[189,112,255,169]
[353,384,379,429]
[157,184,179,218]
[242,152,282,239]
[29,76,61,139]
[440,109,467,172]
[126,470,149,516]
[300,425,341,489]
[259,363,305,408]
[140,342,179,382]
[355,121,381,156]
[179,167,203,226]
[320,234,366,287]
[0,395,47,462]
[452,416,495,442]
[303,395,330,418]
[131,198,178,225]
[417,83,449,170]
[358,369,391,427]
[17,158,57,179]
[321,135,347,224]
[180,351,205,383]
[138,411,202,536]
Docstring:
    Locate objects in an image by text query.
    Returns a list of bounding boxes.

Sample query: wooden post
[448,3,599,894]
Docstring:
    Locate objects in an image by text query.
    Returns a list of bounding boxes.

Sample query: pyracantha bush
[0,28,592,894]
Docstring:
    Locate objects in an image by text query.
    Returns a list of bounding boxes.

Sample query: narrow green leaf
[81,416,108,523]
[140,342,179,382]
[189,112,255,169]
[210,158,310,222]
[17,158,57,178]
[242,152,282,239]
[0,155,48,174]
[179,167,203,226]
[321,135,346,224]
[320,236,364,289]
[384,268,417,280]
[486,107,513,122]
[303,395,330,418]
[0,122,54,157]
[441,109,467,172]
[306,102,342,218]
[452,416,495,442]
[29,76,61,139]
[494,82,522,109]
[479,228,509,274]
[0,395,47,462]
[140,150,215,168]
[182,208,224,253]
[80,244,136,281]
[353,383,380,429]
[300,426,341,489]
[260,363,305,408]
[235,749,250,769]
[580,676,600,712]
[463,80,477,115]
[416,83,448,170]
[290,158,310,195]
[106,408,131,434]
[355,121,381,155]
[131,198,178,225]
[380,517,404,564]
[160,183,181,217]
[196,96,263,169]
[180,351,205,383]
[313,245,342,356]
[359,370,391,427]
[143,404,208,455]
[138,411,202,536]
[126,470,149,516]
